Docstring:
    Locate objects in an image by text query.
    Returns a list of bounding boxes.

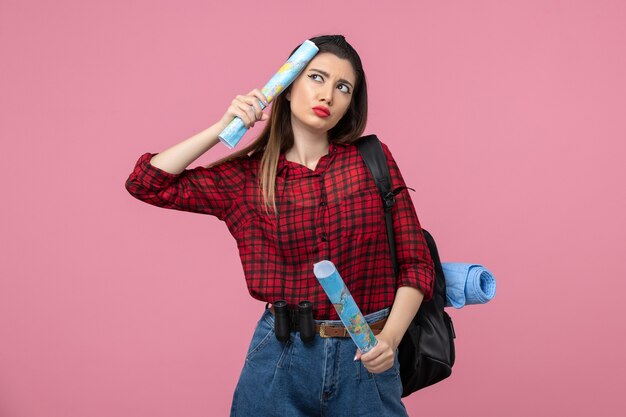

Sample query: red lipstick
[312,106,330,117]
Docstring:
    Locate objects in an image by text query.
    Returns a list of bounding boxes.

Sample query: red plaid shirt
[125,139,434,320]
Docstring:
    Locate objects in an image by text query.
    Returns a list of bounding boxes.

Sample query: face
[286,52,356,136]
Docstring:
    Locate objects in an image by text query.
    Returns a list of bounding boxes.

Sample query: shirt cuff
[397,265,434,302]
[132,152,180,190]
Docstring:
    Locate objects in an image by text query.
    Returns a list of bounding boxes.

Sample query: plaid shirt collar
[277,141,343,178]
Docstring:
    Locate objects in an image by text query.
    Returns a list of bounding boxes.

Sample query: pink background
[1,0,625,416]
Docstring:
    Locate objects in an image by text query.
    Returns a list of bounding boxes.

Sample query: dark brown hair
[207,34,368,214]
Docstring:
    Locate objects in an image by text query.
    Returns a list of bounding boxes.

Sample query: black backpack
[356,134,456,397]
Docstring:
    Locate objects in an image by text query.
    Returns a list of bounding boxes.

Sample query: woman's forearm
[381,286,424,349]
[149,122,225,175]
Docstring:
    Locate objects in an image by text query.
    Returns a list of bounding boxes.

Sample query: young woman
[126,34,434,416]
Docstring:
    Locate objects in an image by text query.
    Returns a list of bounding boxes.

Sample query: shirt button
[320,233,328,242]
[320,201,326,206]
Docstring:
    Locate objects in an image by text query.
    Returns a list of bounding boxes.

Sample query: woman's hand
[218,88,270,130]
[354,330,398,374]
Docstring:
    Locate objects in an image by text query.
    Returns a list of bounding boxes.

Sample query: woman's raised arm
[124,89,269,218]
[149,88,269,174]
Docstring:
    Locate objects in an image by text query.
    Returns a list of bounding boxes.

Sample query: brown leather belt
[268,305,387,338]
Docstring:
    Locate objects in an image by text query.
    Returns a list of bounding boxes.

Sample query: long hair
[206,34,368,214]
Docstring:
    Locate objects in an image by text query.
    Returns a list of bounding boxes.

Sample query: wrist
[379,329,401,351]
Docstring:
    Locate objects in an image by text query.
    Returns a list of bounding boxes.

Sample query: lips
[312,106,330,117]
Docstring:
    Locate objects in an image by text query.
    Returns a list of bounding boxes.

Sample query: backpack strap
[355,134,406,278]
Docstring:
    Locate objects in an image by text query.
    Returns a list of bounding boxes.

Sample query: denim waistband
[263,303,390,325]
[315,307,391,325]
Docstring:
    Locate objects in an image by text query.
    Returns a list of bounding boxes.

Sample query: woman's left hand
[354,331,398,374]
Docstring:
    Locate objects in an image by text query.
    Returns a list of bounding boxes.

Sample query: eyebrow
[308,68,354,89]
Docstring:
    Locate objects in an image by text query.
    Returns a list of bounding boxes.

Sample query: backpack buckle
[383,192,395,208]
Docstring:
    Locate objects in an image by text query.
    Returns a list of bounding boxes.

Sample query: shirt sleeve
[124,152,247,220]
[380,142,435,302]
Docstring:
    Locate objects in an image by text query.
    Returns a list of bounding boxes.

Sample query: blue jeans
[230,306,408,417]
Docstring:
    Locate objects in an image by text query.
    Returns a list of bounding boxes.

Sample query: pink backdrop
[1,0,625,416]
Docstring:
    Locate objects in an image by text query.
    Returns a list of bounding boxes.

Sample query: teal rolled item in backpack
[442,263,497,308]
[218,39,319,149]
[313,260,378,354]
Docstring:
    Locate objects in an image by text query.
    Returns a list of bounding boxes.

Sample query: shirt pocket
[339,187,386,238]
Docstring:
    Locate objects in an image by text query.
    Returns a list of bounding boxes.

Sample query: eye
[308,74,352,94]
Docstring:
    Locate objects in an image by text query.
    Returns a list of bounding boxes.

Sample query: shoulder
[206,153,257,174]
[339,135,396,161]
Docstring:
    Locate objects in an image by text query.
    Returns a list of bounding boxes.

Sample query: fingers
[362,349,385,365]
[248,88,269,107]
[365,353,391,369]
[234,97,257,127]
[362,354,394,373]
[358,345,395,373]
[233,89,269,128]
[367,362,394,374]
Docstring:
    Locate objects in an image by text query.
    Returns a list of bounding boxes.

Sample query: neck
[285,136,330,170]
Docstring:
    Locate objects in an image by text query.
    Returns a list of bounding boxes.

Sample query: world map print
[314,260,378,353]
[219,39,319,148]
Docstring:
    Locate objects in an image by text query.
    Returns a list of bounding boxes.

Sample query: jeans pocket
[245,315,275,362]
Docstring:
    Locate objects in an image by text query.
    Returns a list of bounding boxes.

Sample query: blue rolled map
[313,260,378,353]
[218,39,319,148]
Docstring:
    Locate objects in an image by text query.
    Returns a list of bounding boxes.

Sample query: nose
[318,84,334,106]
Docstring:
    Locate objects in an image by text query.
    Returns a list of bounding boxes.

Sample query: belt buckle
[319,322,330,338]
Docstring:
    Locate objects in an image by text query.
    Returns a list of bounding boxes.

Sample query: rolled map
[218,39,319,148]
[313,260,378,353]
